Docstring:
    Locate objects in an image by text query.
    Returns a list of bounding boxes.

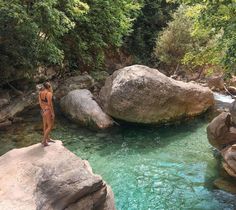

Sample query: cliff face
[0,141,115,210]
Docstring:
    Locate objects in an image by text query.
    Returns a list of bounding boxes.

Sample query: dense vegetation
[0,0,140,85]
[155,0,236,76]
[125,0,178,64]
[0,0,235,86]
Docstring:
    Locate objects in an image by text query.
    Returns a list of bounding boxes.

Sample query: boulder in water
[0,141,115,210]
[207,112,236,149]
[60,89,113,129]
[99,65,214,124]
[221,144,236,178]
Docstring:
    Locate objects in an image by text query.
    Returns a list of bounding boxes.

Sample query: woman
[39,82,55,146]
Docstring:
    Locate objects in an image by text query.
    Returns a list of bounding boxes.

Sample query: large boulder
[99,65,214,124]
[60,89,113,129]
[0,141,115,210]
[207,112,236,150]
[55,74,94,99]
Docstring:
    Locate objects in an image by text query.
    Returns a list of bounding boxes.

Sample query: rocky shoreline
[0,65,215,130]
[207,106,236,193]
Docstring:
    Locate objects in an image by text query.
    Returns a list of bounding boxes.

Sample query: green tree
[0,0,87,85]
[63,0,140,72]
[179,0,236,72]
[154,5,223,75]
[0,0,140,85]
[154,5,193,73]
[125,0,178,64]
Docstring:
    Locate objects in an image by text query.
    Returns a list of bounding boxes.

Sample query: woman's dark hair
[43,82,51,89]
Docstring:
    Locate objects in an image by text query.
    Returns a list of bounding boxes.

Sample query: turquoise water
[1,110,236,209]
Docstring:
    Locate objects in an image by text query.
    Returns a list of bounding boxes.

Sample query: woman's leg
[43,111,52,146]
[42,113,47,143]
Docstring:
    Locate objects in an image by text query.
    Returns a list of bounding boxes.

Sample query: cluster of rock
[0,141,115,210]
[207,105,236,193]
[0,65,214,130]
[60,89,113,129]
[0,91,37,128]
[59,65,214,127]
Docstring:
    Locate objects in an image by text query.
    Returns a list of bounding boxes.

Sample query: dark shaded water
[0,108,236,209]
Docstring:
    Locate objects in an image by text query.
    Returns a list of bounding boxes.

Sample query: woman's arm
[47,92,55,118]
[38,93,42,109]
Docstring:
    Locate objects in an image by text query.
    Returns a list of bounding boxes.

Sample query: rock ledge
[0,141,115,210]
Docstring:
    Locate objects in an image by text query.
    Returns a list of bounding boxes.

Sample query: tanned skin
[38,83,55,146]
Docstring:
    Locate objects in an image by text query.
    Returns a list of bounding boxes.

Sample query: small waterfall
[213,92,234,109]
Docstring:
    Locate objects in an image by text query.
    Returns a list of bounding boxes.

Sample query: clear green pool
[0,110,236,209]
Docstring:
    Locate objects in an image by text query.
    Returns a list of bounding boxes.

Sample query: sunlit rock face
[207,112,236,150]
[60,89,113,129]
[222,145,236,179]
[100,65,214,124]
[0,141,115,210]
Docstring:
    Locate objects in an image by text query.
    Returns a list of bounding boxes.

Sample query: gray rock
[0,119,12,129]
[207,112,236,150]
[230,100,236,125]
[55,75,94,99]
[221,144,236,179]
[0,91,10,108]
[0,91,38,123]
[207,75,224,91]
[60,89,113,129]
[227,86,236,95]
[0,141,115,210]
[99,65,214,124]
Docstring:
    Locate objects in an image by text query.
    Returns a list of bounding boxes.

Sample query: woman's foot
[43,142,50,147]
[48,138,55,143]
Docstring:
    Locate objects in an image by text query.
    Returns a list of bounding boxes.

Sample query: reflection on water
[0,108,236,209]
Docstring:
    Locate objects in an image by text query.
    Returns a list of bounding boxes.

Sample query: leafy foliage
[63,0,140,72]
[154,5,224,75]
[0,0,140,85]
[0,0,87,84]
[125,0,178,64]
[178,0,236,72]
[154,6,193,71]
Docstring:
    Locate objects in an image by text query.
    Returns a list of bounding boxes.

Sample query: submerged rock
[214,178,236,194]
[99,65,214,124]
[0,141,115,210]
[60,89,113,129]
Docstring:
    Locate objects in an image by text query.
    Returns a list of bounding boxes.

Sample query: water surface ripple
[1,112,236,209]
